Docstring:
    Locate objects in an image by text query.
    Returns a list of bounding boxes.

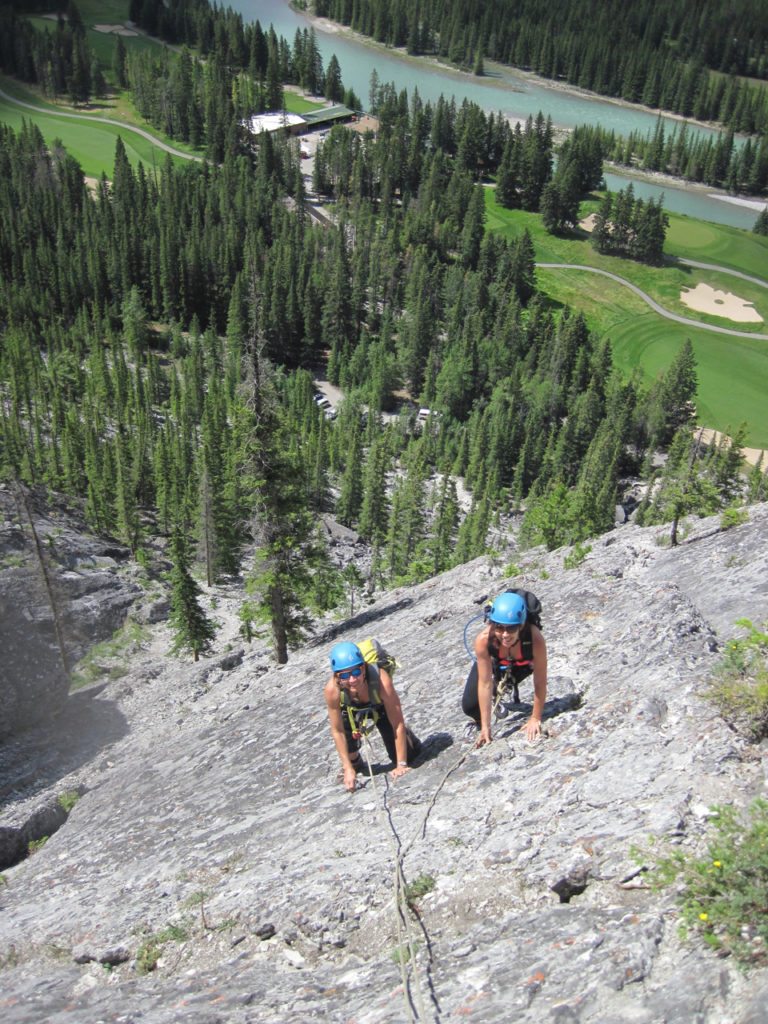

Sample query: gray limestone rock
[0,488,141,736]
[1,503,768,1021]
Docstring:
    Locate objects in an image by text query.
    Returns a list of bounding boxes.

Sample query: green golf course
[2,0,767,448]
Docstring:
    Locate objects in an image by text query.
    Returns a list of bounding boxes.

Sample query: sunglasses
[337,667,363,681]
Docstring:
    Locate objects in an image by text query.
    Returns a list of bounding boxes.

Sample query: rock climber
[325,641,421,792]
[462,591,547,746]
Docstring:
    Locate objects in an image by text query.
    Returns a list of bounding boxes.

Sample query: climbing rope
[358,728,481,1023]
[361,731,430,1023]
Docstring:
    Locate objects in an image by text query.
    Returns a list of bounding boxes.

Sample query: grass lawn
[2,0,327,178]
[484,189,768,448]
[0,75,196,177]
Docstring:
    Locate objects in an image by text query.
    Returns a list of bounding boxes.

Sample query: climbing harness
[339,675,382,739]
[342,698,378,740]
[492,665,519,719]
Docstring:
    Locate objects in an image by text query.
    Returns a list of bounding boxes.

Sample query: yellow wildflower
[699,912,708,922]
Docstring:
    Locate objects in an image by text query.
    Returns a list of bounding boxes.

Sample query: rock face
[0,487,141,736]
[1,504,768,1022]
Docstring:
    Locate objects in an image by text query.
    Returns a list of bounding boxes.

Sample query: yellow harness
[340,672,383,739]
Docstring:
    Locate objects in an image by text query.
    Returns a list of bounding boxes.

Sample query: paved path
[537,262,768,340]
[674,257,768,291]
[0,85,202,162]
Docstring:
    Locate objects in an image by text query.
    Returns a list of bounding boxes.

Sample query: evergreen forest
[307,0,768,136]
[1,0,767,661]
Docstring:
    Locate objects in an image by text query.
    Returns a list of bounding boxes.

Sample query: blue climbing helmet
[330,641,365,672]
[488,591,527,626]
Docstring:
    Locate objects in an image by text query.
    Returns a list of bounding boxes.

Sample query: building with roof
[244,104,357,139]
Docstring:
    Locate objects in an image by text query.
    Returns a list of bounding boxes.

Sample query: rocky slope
[2,504,768,1022]
[0,485,143,736]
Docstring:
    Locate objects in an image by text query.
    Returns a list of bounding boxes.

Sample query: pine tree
[520,481,575,550]
[708,424,748,504]
[169,527,216,661]
[650,338,698,445]
[113,35,128,89]
[236,321,320,663]
[746,453,766,503]
[427,474,460,574]
[324,53,343,103]
[358,437,391,544]
[335,430,363,526]
[640,428,721,544]
[460,184,486,269]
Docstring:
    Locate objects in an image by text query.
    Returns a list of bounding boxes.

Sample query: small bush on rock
[136,924,188,974]
[564,542,591,569]
[721,505,749,531]
[405,873,435,907]
[706,618,768,741]
[653,799,768,968]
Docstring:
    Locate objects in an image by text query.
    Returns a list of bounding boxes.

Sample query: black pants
[462,661,532,723]
[344,712,421,765]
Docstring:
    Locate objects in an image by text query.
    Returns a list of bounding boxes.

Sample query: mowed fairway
[486,191,768,448]
[0,79,189,177]
[609,316,768,444]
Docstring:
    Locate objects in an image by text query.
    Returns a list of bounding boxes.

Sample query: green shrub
[706,618,768,741]
[405,873,435,907]
[721,505,749,530]
[135,924,188,974]
[136,936,161,974]
[58,790,80,813]
[391,941,422,964]
[564,542,591,569]
[653,799,768,967]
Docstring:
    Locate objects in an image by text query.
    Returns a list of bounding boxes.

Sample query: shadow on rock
[0,683,129,869]
[413,731,455,766]
[496,690,583,738]
[360,732,454,777]
[312,597,416,645]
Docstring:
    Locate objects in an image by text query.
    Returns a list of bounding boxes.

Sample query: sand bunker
[43,13,137,35]
[680,282,763,323]
[93,24,138,35]
[696,428,765,468]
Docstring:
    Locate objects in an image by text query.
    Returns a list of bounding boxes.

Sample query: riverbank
[603,159,767,212]
[291,3,767,211]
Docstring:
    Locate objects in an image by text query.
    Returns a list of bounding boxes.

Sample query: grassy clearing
[485,190,768,447]
[0,73,197,176]
[29,14,160,69]
[284,89,327,114]
[1,3,326,180]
